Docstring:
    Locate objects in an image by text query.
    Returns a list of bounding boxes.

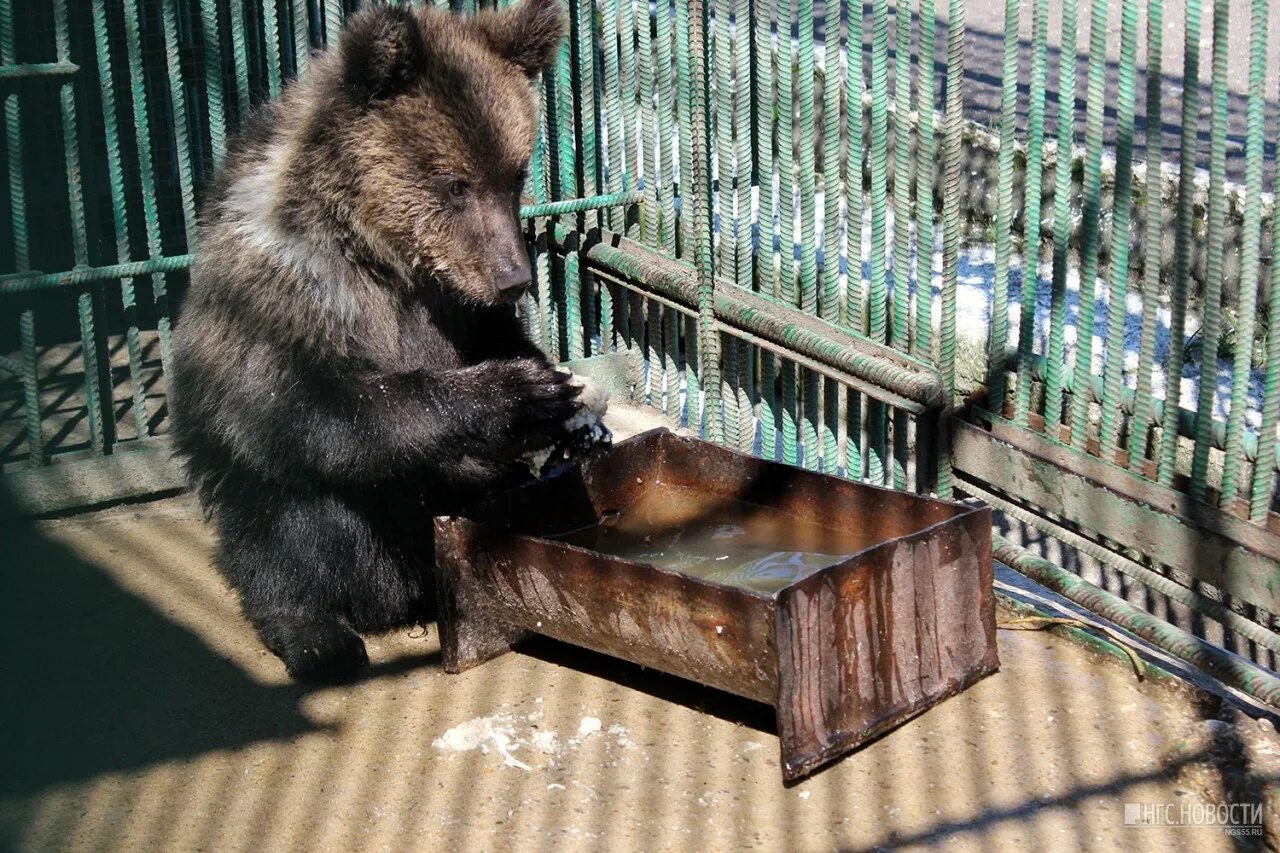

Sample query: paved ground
[3,404,1279,852]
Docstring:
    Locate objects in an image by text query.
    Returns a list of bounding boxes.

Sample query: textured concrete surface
[2,405,1279,852]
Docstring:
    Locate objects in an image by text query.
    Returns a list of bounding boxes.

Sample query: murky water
[551,485,876,594]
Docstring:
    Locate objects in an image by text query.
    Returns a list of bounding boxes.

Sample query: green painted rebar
[1012,0,1048,427]
[689,0,722,442]
[200,0,228,164]
[1156,0,1202,485]
[984,0,1019,413]
[753,0,776,295]
[845,387,862,476]
[888,0,912,352]
[1126,0,1164,469]
[122,0,174,371]
[1,0,42,464]
[160,0,200,249]
[600,0,622,233]
[637,0,658,243]
[794,0,817,463]
[663,300,680,418]
[780,359,798,462]
[935,0,963,497]
[293,0,311,76]
[1096,0,1139,454]
[843,0,864,332]
[91,0,149,441]
[228,0,252,118]
[864,0,890,484]
[1041,0,1078,432]
[655,0,676,251]
[1219,0,1268,506]
[684,313,702,428]
[521,190,643,217]
[573,0,599,210]
[262,0,284,97]
[761,350,778,458]
[713,0,732,274]
[775,0,794,304]
[1189,0,1230,499]
[618,0,638,239]
[1251,105,1280,518]
[731,0,751,291]
[324,0,345,43]
[818,4,839,322]
[0,61,77,79]
[911,0,935,362]
[1065,0,1112,447]
[54,0,105,455]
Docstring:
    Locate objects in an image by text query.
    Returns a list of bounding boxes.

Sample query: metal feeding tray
[435,429,999,780]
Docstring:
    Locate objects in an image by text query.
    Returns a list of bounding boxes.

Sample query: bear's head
[312,0,564,305]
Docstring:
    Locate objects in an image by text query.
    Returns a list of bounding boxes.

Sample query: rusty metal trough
[434,429,999,780]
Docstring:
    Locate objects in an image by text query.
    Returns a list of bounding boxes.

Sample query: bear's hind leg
[257,616,369,683]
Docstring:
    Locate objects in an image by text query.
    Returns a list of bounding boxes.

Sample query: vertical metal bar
[1042,0,1078,432]
[865,0,890,483]
[160,0,199,249]
[1155,0,1202,484]
[753,0,776,294]
[714,0,733,274]
[1,0,43,463]
[293,0,311,77]
[1126,0,1164,468]
[263,0,284,97]
[934,0,963,498]
[1012,0,1048,427]
[1219,0,1268,505]
[600,0,622,232]
[911,0,935,362]
[92,1,149,441]
[731,0,751,290]
[1065,0,1115,447]
[985,0,1019,412]
[619,0,638,234]
[819,0,839,321]
[802,369,820,469]
[845,386,862,477]
[775,0,794,302]
[690,0,723,441]
[889,0,912,352]
[1188,0,1230,498]
[843,0,864,331]
[761,350,778,458]
[795,0,816,463]
[655,0,676,251]
[781,360,798,463]
[229,0,252,118]
[200,0,228,164]
[1096,0,1139,454]
[54,0,108,454]
[324,0,345,44]
[638,0,658,243]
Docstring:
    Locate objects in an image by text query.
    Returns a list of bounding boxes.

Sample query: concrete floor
[2,406,1279,852]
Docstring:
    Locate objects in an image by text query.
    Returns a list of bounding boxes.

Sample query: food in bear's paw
[521,369,612,479]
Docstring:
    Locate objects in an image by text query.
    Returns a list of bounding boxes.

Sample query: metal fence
[2,0,1278,702]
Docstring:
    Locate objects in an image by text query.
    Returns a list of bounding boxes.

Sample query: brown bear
[169,0,582,682]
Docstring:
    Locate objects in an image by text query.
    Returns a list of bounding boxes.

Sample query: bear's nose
[495,265,532,298]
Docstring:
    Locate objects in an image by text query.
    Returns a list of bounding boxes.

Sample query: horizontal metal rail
[0,61,78,80]
[993,534,1280,710]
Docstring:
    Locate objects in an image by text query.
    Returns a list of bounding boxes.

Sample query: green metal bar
[521,191,644,218]
[818,3,839,321]
[845,387,862,477]
[1251,100,1280,519]
[775,0,794,303]
[1156,0,1203,484]
[794,0,817,463]
[713,0,733,274]
[1042,0,1078,432]
[731,0,751,291]
[911,0,935,361]
[263,0,284,97]
[1064,0,1110,447]
[229,0,252,117]
[323,0,345,43]
[91,0,149,440]
[54,0,106,455]
[0,62,78,80]
[655,0,676,251]
[935,0,963,497]
[293,0,311,77]
[638,0,658,244]
[753,0,775,294]
[122,0,174,370]
[865,0,890,484]
[689,0,722,441]
[761,350,778,458]
[600,0,622,233]
[888,0,911,352]
[843,0,864,332]
[1219,0,1268,505]
[0,256,196,294]
[1096,0,1139,455]
[1189,0,1230,498]
[993,535,1280,710]
[1012,0,1048,427]
[159,0,199,248]
[200,0,228,164]
[985,0,1018,412]
[1126,0,1164,469]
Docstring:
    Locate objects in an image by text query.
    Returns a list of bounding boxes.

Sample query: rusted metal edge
[951,418,1280,617]
[545,225,947,413]
[991,535,1280,710]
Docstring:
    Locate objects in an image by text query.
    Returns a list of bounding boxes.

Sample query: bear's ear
[340,6,427,101]
[472,0,565,78]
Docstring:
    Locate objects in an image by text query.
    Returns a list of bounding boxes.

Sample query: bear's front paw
[260,618,370,683]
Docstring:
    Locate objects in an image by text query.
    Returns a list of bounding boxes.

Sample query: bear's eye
[448,179,469,199]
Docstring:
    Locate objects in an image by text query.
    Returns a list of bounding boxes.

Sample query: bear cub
[170,0,585,682]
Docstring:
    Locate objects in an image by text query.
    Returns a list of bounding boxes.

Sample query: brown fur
[169,0,573,682]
